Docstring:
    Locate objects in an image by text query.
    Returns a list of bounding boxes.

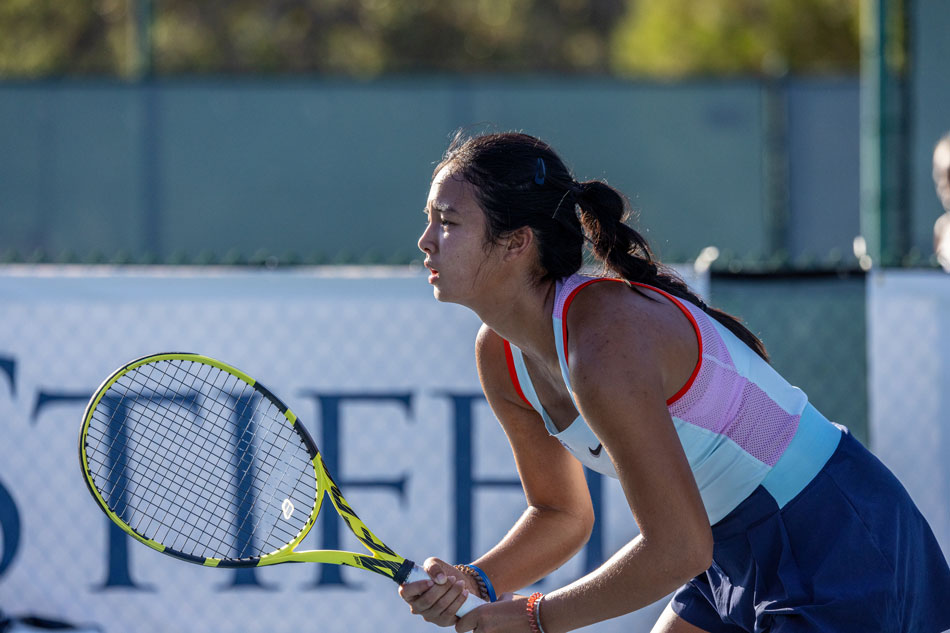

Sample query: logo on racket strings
[281,498,295,520]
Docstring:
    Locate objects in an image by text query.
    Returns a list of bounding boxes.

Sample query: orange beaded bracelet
[526,592,546,633]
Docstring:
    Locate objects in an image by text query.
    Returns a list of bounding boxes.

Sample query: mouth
[424,261,439,283]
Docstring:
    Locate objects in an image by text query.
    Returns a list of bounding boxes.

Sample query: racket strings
[97,361,311,558]
[170,361,318,555]
[88,368,261,550]
[124,372,234,543]
[212,377,304,556]
[147,360,315,556]
[84,359,318,561]
[87,365,263,555]
[242,400,307,553]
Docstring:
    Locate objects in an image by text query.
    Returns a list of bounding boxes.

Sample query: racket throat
[392,558,417,585]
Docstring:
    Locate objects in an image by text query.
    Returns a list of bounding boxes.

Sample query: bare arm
[399,324,594,626]
[469,324,595,594]
[457,285,713,633]
[538,285,713,631]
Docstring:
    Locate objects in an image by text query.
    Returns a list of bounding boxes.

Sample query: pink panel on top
[727,380,799,466]
[555,274,798,467]
[671,306,799,467]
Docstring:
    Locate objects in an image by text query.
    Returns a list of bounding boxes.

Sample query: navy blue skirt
[671,431,950,632]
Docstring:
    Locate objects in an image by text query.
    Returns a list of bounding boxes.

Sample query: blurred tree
[0,0,134,76]
[151,0,627,75]
[610,0,861,76]
[0,0,861,78]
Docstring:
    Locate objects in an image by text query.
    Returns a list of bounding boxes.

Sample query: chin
[432,287,463,306]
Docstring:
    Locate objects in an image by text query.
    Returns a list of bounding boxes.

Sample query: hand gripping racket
[79,352,483,616]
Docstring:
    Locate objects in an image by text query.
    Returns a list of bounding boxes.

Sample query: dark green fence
[710,271,869,444]
[1,77,867,266]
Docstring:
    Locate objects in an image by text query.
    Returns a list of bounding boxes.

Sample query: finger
[444,584,474,619]
[410,576,459,613]
[398,578,434,601]
[431,579,468,618]
[423,557,453,584]
[417,580,469,627]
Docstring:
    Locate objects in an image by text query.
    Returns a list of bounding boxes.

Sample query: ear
[503,226,535,261]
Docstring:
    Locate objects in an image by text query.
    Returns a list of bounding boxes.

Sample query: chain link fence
[709,271,869,445]
[3,266,947,632]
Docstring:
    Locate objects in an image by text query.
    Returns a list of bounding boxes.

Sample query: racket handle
[403,564,486,617]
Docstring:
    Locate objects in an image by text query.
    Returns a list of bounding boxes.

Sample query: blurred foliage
[0,0,862,78]
[0,0,135,75]
[611,0,861,76]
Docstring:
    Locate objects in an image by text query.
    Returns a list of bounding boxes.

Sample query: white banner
[867,269,950,557]
[0,265,706,633]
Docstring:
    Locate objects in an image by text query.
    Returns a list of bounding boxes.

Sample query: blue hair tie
[534,157,546,185]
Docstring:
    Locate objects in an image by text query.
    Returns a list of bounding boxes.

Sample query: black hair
[435,130,769,362]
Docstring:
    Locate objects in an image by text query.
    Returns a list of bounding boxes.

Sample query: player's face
[418,166,500,305]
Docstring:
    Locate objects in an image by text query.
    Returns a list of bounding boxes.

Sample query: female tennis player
[400,131,950,632]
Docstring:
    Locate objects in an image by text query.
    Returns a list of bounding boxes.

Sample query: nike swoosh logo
[588,444,603,457]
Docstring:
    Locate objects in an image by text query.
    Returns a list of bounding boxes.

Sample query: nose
[418,221,435,255]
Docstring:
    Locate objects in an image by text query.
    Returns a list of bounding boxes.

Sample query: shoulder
[564,281,682,399]
[475,322,505,369]
[567,280,663,349]
[564,280,664,352]
[475,323,533,411]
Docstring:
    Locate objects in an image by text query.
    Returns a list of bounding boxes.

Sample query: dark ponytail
[574,180,769,361]
[437,130,769,362]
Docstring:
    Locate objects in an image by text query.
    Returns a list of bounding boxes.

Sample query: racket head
[79,352,324,568]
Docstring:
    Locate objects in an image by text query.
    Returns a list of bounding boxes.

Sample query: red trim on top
[503,339,533,408]
[558,278,704,406]
[560,279,612,367]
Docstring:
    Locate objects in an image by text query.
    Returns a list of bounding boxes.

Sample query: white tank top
[502,274,842,524]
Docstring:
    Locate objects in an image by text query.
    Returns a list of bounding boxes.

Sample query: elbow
[692,538,714,576]
[527,502,595,556]
[559,498,596,550]
[579,501,596,538]
[564,505,596,552]
[577,499,597,548]
[651,522,713,582]
[679,525,714,579]
[577,512,596,550]
[562,508,594,555]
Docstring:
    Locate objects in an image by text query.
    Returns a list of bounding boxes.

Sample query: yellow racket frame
[79,352,412,581]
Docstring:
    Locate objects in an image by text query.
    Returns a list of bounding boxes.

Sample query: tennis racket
[78,352,483,616]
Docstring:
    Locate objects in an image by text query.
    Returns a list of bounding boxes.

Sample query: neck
[471,277,559,363]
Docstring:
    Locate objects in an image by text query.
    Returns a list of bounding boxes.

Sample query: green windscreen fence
[709,272,869,445]
[1,78,799,265]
